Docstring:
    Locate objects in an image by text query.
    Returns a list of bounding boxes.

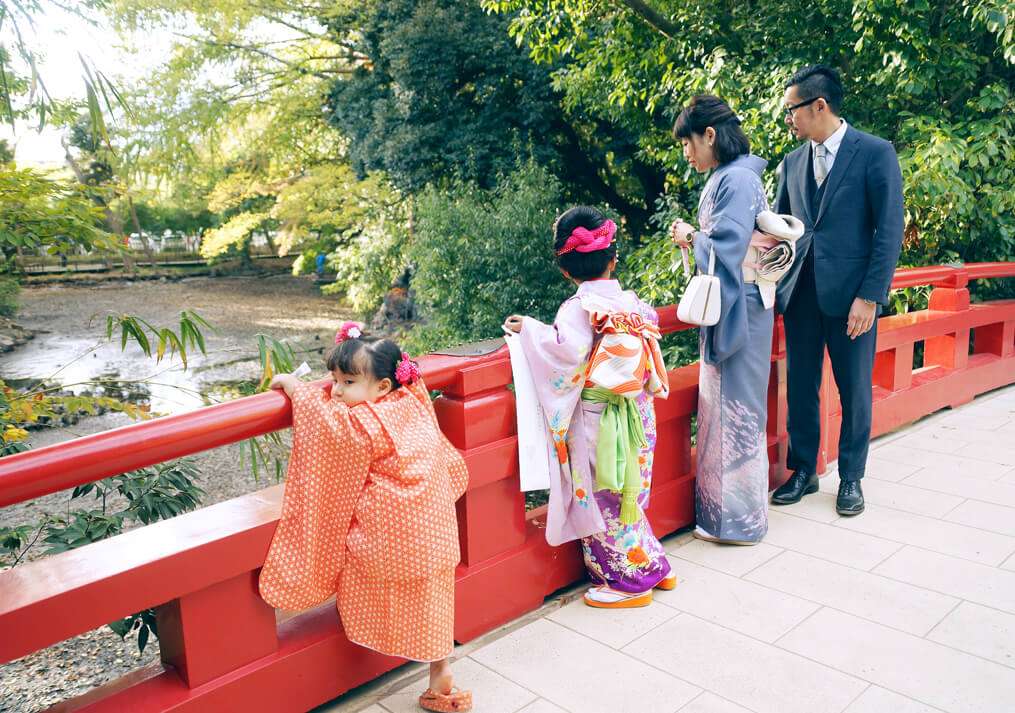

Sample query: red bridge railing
[1,262,1014,712]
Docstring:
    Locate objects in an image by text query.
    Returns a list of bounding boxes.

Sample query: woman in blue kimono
[671,95,773,545]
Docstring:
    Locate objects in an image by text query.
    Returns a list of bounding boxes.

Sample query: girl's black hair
[326,334,405,388]
[673,95,750,165]
[552,205,617,281]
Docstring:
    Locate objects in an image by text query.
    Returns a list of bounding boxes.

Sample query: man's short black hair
[786,65,844,115]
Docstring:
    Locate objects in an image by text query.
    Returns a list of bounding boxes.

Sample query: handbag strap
[680,245,716,277]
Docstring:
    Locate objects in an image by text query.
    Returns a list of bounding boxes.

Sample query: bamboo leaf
[249,439,259,482]
[0,56,16,129]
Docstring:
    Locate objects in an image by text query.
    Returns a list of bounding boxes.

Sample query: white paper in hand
[503,331,552,492]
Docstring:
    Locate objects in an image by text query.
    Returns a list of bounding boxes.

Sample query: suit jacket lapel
[814,128,860,227]
[793,147,814,224]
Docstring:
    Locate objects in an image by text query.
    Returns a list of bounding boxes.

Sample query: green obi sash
[581,386,647,525]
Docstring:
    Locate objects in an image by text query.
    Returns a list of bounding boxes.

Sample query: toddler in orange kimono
[259,324,472,713]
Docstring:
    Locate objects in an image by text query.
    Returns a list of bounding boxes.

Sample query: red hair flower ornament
[395,352,421,386]
[335,321,364,344]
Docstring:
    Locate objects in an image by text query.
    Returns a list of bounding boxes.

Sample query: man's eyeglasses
[784,96,821,117]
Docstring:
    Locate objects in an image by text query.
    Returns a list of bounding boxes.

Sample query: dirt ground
[0,274,354,712]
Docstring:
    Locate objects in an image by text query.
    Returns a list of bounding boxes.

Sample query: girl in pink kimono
[504,206,676,608]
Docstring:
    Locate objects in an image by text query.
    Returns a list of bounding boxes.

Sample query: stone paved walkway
[326,384,1015,713]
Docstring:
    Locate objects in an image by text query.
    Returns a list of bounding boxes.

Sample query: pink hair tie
[395,352,421,386]
[556,219,617,256]
[335,321,364,344]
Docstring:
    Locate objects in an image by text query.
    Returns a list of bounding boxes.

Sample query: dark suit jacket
[774,125,905,316]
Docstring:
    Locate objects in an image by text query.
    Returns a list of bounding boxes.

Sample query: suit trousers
[784,252,877,481]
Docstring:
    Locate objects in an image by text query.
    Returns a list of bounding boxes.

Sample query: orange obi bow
[585,310,670,399]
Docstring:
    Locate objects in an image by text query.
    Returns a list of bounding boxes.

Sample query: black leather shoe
[771,471,819,505]
[836,480,865,515]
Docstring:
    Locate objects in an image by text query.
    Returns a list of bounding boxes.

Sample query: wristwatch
[862,298,877,307]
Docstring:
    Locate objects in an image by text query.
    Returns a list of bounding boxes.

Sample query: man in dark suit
[771,65,904,515]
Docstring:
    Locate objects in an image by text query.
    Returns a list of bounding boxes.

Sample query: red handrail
[2,262,1014,509]
[0,350,505,509]
[888,262,1015,290]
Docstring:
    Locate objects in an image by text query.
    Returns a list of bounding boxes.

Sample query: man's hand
[847,298,877,340]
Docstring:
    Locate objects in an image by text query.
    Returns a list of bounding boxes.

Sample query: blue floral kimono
[691,154,774,543]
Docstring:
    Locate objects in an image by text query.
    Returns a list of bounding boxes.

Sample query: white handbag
[676,245,721,327]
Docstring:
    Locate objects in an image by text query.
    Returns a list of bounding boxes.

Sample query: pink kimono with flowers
[519,279,672,593]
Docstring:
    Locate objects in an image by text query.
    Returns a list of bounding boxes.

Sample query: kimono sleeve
[258,383,372,611]
[404,378,469,500]
[694,170,762,364]
[518,297,594,459]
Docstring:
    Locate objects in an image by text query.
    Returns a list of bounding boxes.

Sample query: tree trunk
[62,140,132,273]
[127,196,158,268]
[263,228,277,256]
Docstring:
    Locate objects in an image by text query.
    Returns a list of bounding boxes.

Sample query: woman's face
[681,129,718,173]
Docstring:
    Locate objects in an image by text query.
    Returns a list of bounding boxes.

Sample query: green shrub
[0,277,18,317]
[407,163,575,349]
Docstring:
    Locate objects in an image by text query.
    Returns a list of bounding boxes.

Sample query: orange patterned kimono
[259,378,468,662]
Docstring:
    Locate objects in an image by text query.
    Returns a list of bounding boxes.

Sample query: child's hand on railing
[503,315,524,334]
[269,373,300,398]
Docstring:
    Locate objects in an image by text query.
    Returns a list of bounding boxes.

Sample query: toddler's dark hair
[326,334,404,388]
[552,206,617,281]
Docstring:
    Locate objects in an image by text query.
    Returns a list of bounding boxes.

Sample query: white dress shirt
[812,119,848,178]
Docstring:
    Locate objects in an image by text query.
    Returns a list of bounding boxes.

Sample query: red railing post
[925,269,972,407]
[156,571,278,687]
[974,321,1015,358]
[432,353,525,567]
[874,341,914,392]
[767,317,790,489]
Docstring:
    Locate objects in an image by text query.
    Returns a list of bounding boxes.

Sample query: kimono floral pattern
[582,390,671,592]
[552,345,589,394]
[518,278,671,588]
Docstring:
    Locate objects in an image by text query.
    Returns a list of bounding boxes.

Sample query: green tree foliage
[484,0,1015,276]
[324,0,667,237]
[1,1,128,145]
[324,0,562,192]
[405,162,575,351]
[108,1,394,266]
[0,165,112,260]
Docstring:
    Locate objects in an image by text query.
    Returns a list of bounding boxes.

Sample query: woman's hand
[670,220,696,248]
[270,373,299,397]
[503,315,524,334]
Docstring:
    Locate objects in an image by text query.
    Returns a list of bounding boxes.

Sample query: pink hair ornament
[335,321,364,344]
[395,352,421,386]
[556,219,617,256]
